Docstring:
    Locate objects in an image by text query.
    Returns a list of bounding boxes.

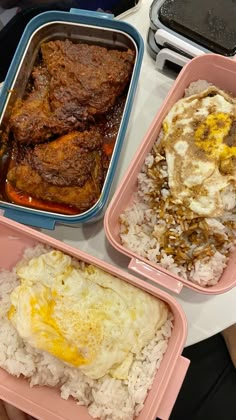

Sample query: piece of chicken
[29,129,104,187]
[10,40,135,144]
[41,40,135,119]
[10,65,87,145]
[7,130,105,212]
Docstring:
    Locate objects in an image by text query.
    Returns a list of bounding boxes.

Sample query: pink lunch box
[104,53,236,295]
[0,214,189,420]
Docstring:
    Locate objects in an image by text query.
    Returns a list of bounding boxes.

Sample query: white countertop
[36,0,235,347]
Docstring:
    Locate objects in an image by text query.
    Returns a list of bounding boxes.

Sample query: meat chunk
[29,130,104,187]
[10,66,51,144]
[41,40,135,118]
[10,40,135,144]
[10,65,87,145]
[7,130,105,211]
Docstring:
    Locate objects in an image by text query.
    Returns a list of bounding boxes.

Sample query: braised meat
[10,40,135,144]
[41,40,135,118]
[10,65,52,144]
[29,130,104,187]
[5,38,135,214]
[10,65,87,145]
[7,130,105,211]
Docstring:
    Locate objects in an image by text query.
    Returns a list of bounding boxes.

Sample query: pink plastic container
[0,214,189,420]
[104,54,236,295]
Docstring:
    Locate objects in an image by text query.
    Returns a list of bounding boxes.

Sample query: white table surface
[36,0,236,347]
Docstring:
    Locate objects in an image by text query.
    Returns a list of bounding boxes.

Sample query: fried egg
[8,250,168,380]
[162,86,236,217]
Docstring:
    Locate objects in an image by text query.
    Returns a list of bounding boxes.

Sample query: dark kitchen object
[159,0,236,56]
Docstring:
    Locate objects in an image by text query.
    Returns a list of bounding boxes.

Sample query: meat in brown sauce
[29,130,104,187]
[5,39,135,213]
[10,40,135,145]
[7,130,104,210]
[10,65,88,145]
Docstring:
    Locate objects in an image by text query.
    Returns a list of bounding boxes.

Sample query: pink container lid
[104,53,236,295]
[0,214,189,420]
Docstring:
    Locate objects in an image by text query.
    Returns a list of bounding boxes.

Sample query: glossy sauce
[5,181,80,215]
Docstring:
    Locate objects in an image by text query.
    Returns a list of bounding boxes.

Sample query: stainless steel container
[0,8,143,229]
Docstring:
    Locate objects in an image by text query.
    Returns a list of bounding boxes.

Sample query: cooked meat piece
[10,40,135,144]
[29,130,104,187]
[41,40,135,119]
[10,65,87,144]
[10,66,51,144]
[7,164,100,211]
[7,130,105,211]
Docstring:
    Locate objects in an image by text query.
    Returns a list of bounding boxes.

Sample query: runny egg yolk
[195,112,236,160]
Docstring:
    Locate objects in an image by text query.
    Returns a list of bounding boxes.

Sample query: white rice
[0,245,173,420]
[119,80,236,287]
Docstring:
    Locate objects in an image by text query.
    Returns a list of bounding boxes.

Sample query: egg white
[8,251,168,380]
[162,86,236,217]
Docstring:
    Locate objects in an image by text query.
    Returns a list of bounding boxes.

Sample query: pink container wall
[0,215,189,420]
[104,54,236,295]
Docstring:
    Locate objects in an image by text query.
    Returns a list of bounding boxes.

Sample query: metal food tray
[0,8,143,229]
